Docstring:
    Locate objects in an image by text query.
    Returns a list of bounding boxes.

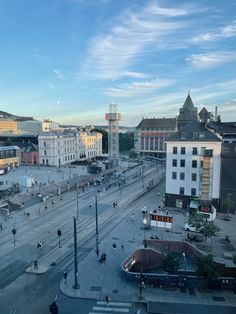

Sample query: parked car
[183,223,197,232]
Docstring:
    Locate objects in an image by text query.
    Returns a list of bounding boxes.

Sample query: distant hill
[0,110,34,121]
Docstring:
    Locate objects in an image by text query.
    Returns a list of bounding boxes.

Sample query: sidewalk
[25,206,236,309]
[58,230,236,308]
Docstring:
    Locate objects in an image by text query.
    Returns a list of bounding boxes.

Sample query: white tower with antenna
[105,101,121,167]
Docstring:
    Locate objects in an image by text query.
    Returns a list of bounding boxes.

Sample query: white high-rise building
[165,120,221,209]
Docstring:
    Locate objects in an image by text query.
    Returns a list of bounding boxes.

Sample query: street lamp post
[76,175,79,221]
[143,218,147,246]
[57,228,62,248]
[182,252,187,279]
[73,216,79,289]
[95,194,99,258]
[138,271,145,300]
[227,193,232,218]
[141,166,144,188]
[48,171,50,184]
[12,226,17,246]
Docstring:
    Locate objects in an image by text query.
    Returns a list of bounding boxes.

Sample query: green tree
[129,149,138,159]
[6,137,13,146]
[199,221,219,244]
[195,254,218,288]
[160,251,180,273]
[188,212,219,244]
[188,212,205,231]
[221,197,234,217]
[119,132,134,152]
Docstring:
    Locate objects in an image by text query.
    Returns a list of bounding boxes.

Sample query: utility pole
[141,166,144,188]
[76,175,79,221]
[95,194,99,258]
[73,216,79,289]
[139,271,145,300]
[227,193,232,218]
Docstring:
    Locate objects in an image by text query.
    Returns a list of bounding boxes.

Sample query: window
[192,147,197,155]
[192,160,197,168]
[180,172,185,180]
[173,147,177,154]
[44,142,46,147]
[44,150,47,156]
[191,188,196,196]
[181,147,185,155]
[180,187,185,195]
[192,173,197,181]
[172,159,177,167]
[172,172,177,180]
[180,159,185,167]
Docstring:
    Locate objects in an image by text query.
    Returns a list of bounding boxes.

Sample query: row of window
[141,137,165,151]
[172,172,197,181]
[172,159,198,168]
[173,146,198,155]
[180,187,196,196]
[141,127,175,131]
[0,150,17,159]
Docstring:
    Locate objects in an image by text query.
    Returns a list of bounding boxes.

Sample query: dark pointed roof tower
[178,92,198,130]
[198,107,211,123]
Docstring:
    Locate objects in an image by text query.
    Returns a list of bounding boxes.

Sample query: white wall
[166,141,221,199]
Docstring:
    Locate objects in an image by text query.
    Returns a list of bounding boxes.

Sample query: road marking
[97,301,132,307]
[92,306,129,312]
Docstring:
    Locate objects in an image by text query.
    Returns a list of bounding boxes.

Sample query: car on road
[183,223,197,232]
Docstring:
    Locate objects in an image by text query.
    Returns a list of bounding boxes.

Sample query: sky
[0,0,235,126]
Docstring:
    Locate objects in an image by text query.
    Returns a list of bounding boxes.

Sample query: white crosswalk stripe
[92,306,129,312]
[97,301,132,307]
[88,301,132,314]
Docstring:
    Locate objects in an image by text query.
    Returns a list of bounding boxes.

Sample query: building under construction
[105,102,121,167]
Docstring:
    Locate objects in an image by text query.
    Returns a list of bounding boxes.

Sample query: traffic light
[57,229,62,237]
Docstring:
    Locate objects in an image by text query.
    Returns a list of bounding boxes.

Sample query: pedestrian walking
[121,244,124,251]
[0,222,3,230]
[33,259,38,270]
[105,295,110,307]
[63,271,68,284]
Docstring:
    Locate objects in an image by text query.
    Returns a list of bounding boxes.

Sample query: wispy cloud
[46,81,56,89]
[53,69,65,80]
[191,20,236,43]
[186,51,236,68]
[81,2,195,80]
[105,78,174,97]
[33,53,48,62]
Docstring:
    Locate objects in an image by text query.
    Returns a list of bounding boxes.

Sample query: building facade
[38,131,102,166]
[0,119,18,133]
[0,146,21,170]
[135,118,177,159]
[18,143,39,165]
[165,120,221,209]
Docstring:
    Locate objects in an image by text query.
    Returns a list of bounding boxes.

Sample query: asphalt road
[0,164,164,313]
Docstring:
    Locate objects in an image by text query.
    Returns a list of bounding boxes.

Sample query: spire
[183,93,194,110]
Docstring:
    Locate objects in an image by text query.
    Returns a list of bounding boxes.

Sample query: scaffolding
[200,149,213,200]
[105,102,121,167]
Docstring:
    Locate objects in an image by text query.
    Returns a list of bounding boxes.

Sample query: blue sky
[0,0,235,126]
